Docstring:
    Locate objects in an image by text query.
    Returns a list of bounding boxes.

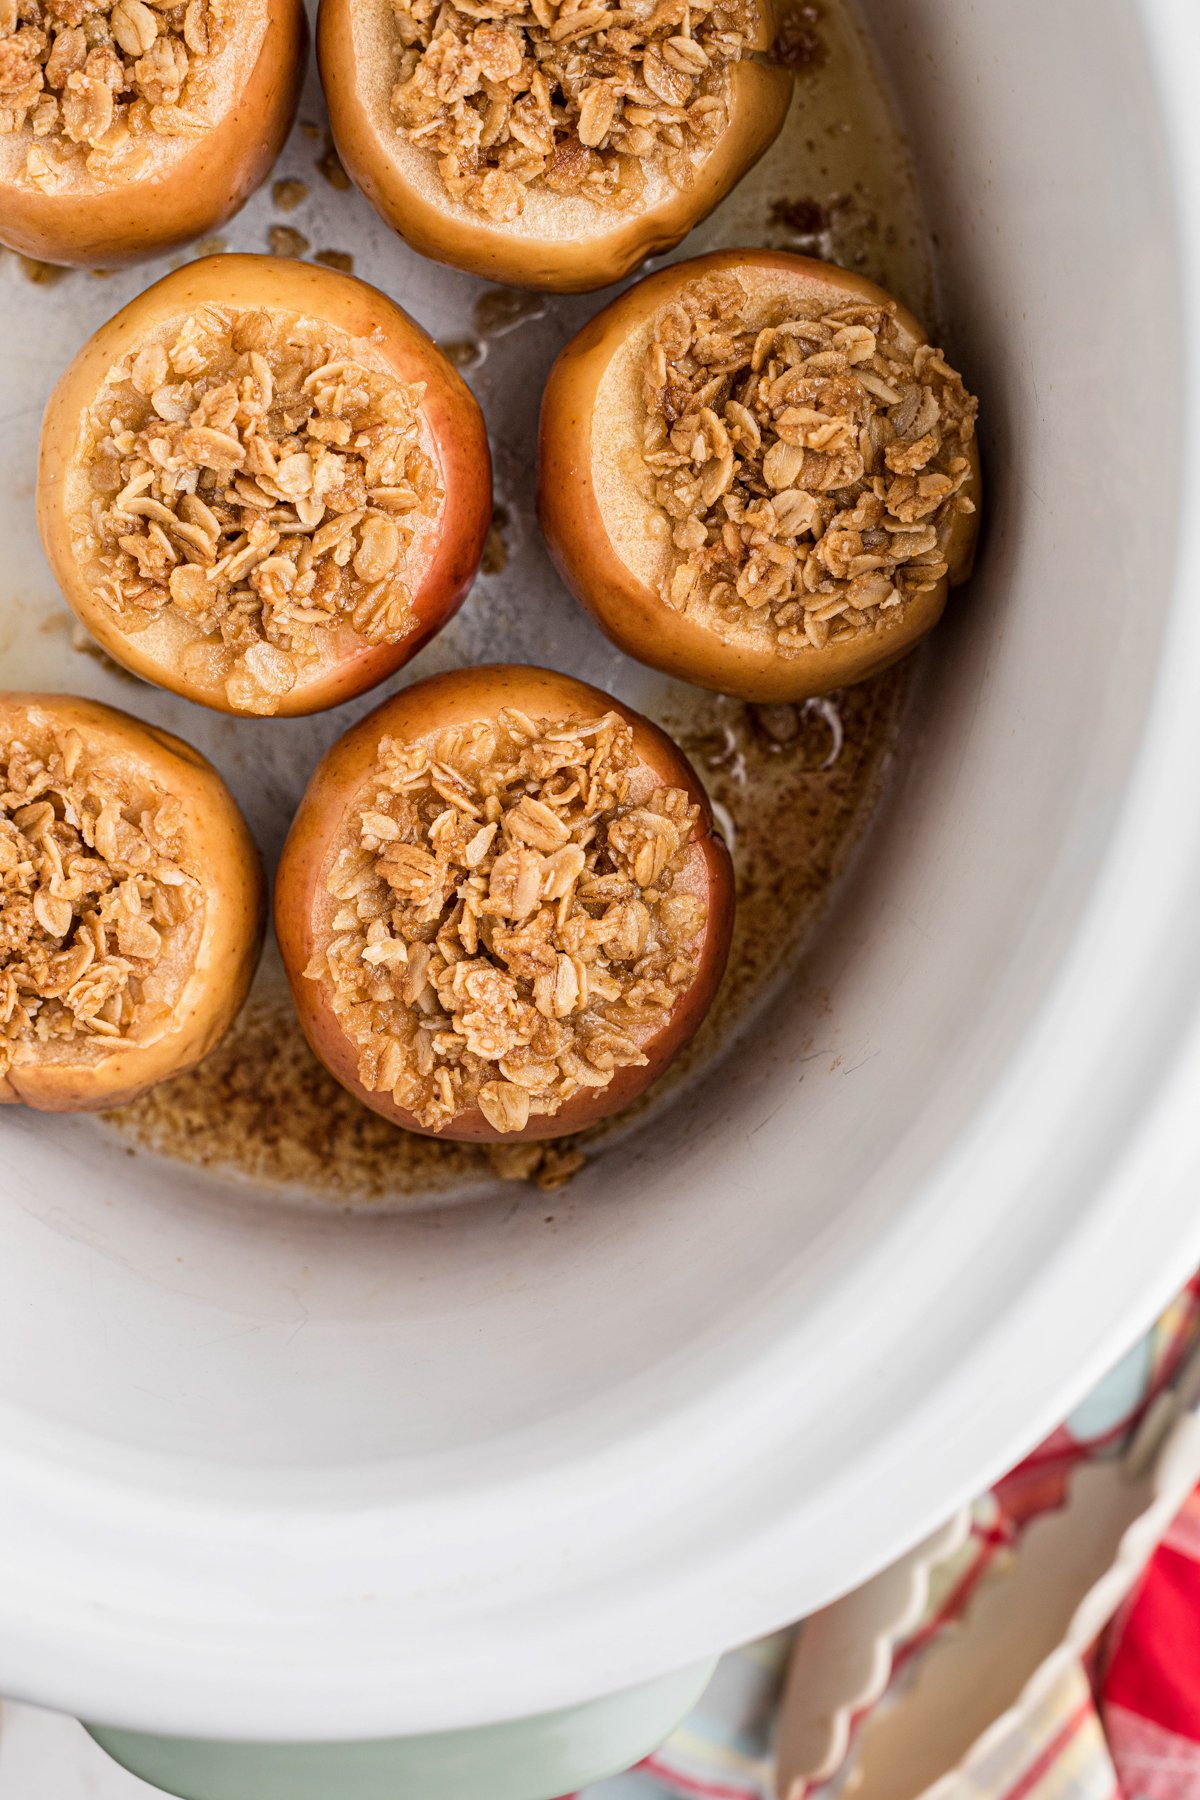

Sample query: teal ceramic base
[86,1661,716,1800]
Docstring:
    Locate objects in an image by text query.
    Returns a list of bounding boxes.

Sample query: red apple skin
[276,664,735,1141]
[37,255,493,717]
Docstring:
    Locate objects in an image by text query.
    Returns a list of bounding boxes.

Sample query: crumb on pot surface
[0,0,308,267]
[36,254,493,717]
[0,692,264,1111]
[315,0,793,292]
[538,248,981,699]
[275,663,735,1142]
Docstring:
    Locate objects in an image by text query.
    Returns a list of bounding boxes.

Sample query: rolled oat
[76,303,442,714]
[0,721,201,1074]
[0,0,233,187]
[309,706,708,1132]
[387,0,759,222]
[640,270,978,654]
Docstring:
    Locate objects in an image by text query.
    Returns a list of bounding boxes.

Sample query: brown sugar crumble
[77,302,442,714]
[316,131,350,188]
[272,174,308,210]
[387,0,762,223]
[310,708,707,1134]
[440,335,484,371]
[489,1138,584,1184]
[770,0,825,73]
[1,723,200,1076]
[641,269,977,654]
[481,502,509,574]
[770,193,828,237]
[768,191,848,261]
[108,982,589,1196]
[267,223,309,258]
[0,0,232,189]
[16,248,67,280]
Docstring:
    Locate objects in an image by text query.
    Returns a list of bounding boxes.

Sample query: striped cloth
[578,1275,1200,1800]
[1098,1484,1200,1799]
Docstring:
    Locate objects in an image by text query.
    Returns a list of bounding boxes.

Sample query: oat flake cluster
[81,305,441,715]
[388,0,756,223]
[0,726,200,1075]
[642,271,978,653]
[0,0,231,189]
[311,708,707,1133]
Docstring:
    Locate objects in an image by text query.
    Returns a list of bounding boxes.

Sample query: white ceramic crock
[2,2,1199,1796]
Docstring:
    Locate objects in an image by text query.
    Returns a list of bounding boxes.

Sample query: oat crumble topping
[309,707,708,1133]
[0,723,201,1074]
[641,271,978,653]
[0,0,232,190]
[388,0,758,223]
[78,304,442,715]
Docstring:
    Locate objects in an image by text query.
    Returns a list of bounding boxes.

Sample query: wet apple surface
[316,0,792,291]
[0,691,264,1110]
[0,0,308,267]
[275,663,734,1141]
[538,248,981,700]
[37,254,493,717]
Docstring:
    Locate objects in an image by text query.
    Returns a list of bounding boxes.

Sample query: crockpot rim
[0,0,1197,1744]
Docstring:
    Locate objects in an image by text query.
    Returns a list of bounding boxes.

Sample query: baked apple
[538,248,982,699]
[276,664,734,1141]
[0,692,264,1111]
[37,254,492,717]
[316,0,793,293]
[0,0,307,268]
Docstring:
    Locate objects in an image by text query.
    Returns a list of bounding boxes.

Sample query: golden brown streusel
[309,707,707,1133]
[77,303,443,714]
[0,0,232,190]
[0,724,201,1073]
[642,270,978,653]
[387,0,758,223]
[272,174,308,210]
[267,223,310,258]
[107,979,593,1194]
[489,1139,585,1184]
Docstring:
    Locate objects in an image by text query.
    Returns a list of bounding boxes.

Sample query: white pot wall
[0,0,1197,1750]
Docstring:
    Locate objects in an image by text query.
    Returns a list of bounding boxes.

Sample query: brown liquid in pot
[106,0,936,1203]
